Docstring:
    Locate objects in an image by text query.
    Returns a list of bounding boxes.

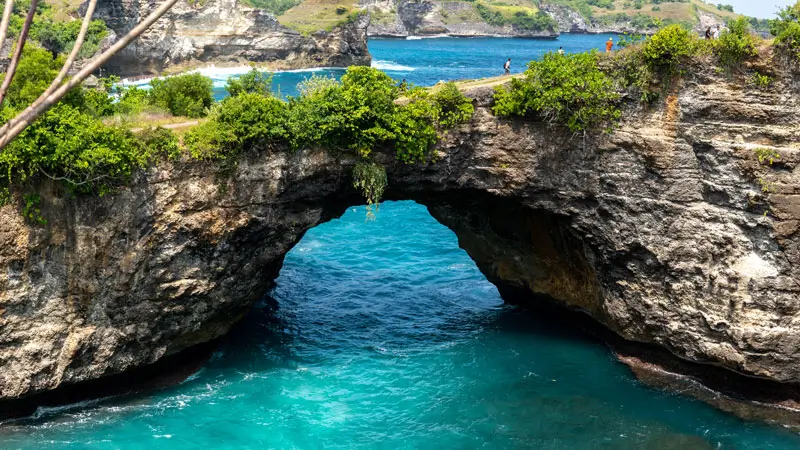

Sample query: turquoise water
[127,34,618,98]
[2,201,800,449]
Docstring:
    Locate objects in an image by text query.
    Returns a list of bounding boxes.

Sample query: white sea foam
[406,34,449,40]
[371,60,415,71]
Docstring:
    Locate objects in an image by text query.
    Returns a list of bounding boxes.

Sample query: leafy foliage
[493,51,621,132]
[713,17,758,69]
[185,93,288,159]
[432,82,475,128]
[149,73,214,118]
[641,24,697,73]
[32,19,108,58]
[475,3,557,32]
[225,67,274,97]
[352,160,387,217]
[770,1,800,64]
[0,48,179,201]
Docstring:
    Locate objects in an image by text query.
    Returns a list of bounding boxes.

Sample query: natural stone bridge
[1,68,800,420]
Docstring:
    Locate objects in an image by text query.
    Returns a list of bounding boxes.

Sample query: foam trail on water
[371,60,415,71]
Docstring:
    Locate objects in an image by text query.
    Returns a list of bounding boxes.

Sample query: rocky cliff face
[2,60,800,420]
[362,0,557,38]
[363,0,726,37]
[90,0,371,76]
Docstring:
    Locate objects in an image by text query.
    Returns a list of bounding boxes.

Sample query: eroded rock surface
[91,0,371,76]
[1,62,800,414]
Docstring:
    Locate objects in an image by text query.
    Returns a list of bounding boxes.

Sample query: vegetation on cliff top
[493,7,793,131]
[2,0,799,218]
[0,57,473,215]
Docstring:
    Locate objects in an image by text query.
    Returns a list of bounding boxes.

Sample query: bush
[391,88,440,162]
[287,66,398,157]
[149,73,214,118]
[0,104,148,194]
[115,85,152,116]
[493,51,621,132]
[641,24,698,73]
[431,82,474,128]
[32,19,108,58]
[713,17,758,69]
[225,67,273,97]
[184,121,239,160]
[770,1,800,64]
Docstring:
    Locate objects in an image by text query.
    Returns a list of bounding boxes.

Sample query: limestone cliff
[89,0,371,77]
[362,0,558,38]
[1,56,800,422]
[362,0,729,37]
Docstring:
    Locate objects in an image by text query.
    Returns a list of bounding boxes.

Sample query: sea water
[125,34,619,98]
[2,202,800,449]
[4,38,800,448]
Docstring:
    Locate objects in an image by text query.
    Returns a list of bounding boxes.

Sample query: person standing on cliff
[504,58,511,75]
[558,46,565,55]
[705,27,712,39]
[605,37,614,53]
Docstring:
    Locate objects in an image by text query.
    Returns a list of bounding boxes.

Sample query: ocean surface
[126,34,620,98]
[4,38,800,448]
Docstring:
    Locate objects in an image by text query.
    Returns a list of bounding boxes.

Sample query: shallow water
[2,201,800,449]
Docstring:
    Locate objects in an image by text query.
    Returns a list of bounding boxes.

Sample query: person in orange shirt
[605,37,614,53]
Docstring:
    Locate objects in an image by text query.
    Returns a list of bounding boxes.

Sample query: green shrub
[82,89,116,117]
[0,104,147,194]
[391,88,440,162]
[138,127,181,160]
[287,66,398,157]
[184,121,239,160]
[770,1,800,64]
[431,82,474,128]
[2,46,66,109]
[186,93,288,159]
[641,24,697,73]
[32,19,108,58]
[493,51,621,132]
[748,72,773,89]
[115,86,151,116]
[713,17,758,69]
[225,67,273,97]
[149,73,214,118]
[606,47,659,103]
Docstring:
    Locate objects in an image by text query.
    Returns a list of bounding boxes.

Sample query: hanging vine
[352,161,387,220]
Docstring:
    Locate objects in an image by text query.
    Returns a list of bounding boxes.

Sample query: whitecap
[371,60,415,71]
[405,34,449,40]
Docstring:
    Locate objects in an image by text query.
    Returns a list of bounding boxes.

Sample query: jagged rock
[86,0,371,76]
[1,59,800,421]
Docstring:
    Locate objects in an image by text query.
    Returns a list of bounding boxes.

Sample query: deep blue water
[7,37,800,448]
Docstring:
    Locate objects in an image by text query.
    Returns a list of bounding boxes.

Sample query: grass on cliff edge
[277,0,360,34]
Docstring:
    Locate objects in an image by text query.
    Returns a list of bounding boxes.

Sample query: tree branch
[0,0,38,106]
[0,0,15,56]
[0,0,181,149]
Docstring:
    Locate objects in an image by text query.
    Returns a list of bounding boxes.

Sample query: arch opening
[3,200,798,449]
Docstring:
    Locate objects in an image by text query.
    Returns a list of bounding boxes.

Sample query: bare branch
[0,0,37,106]
[0,0,181,149]
[31,0,99,109]
[0,0,15,55]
